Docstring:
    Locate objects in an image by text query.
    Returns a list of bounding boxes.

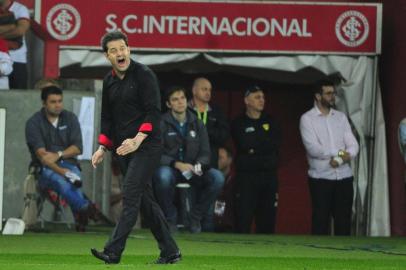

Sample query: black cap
[244,85,262,97]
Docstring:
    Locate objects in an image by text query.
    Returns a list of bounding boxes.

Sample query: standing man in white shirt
[0,0,30,89]
[299,81,359,235]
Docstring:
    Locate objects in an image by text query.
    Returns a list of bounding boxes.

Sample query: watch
[57,151,63,159]
[99,145,107,152]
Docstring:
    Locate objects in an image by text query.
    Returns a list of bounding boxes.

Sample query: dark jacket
[231,112,281,173]
[25,108,83,166]
[100,60,161,149]
[160,110,211,169]
[188,103,229,168]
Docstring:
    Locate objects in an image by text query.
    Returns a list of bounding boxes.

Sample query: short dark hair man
[25,86,95,231]
[300,81,359,235]
[90,31,180,265]
[153,86,224,233]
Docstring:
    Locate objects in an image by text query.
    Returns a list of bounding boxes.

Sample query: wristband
[57,151,63,159]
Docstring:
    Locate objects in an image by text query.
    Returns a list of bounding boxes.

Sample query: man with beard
[25,86,97,231]
[90,31,180,264]
[299,81,359,235]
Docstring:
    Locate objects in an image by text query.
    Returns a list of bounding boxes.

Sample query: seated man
[25,86,96,231]
[153,86,224,233]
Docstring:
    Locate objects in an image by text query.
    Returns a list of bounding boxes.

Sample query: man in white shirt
[0,0,30,89]
[299,81,359,235]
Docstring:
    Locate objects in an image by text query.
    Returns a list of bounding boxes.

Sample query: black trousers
[308,177,354,236]
[234,172,278,234]
[104,143,178,257]
[9,62,27,89]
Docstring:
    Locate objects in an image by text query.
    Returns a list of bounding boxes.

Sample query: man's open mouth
[117,58,126,65]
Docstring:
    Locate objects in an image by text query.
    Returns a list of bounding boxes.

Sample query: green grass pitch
[0,229,405,270]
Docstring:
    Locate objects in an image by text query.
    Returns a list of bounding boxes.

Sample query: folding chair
[37,188,72,229]
[30,165,72,229]
[175,182,192,229]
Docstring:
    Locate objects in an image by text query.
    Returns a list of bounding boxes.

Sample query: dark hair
[165,86,187,102]
[244,85,263,97]
[313,79,335,97]
[41,86,63,102]
[101,31,129,52]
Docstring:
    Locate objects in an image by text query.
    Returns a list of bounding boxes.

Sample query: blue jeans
[39,160,89,213]
[153,166,224,225]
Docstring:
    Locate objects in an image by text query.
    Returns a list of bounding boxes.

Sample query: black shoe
[87,203,100,222]
[75,210,88,232]
[155,251,182,264]
[91,248,120,264]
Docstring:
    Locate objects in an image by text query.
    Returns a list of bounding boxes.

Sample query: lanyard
[197,109,207,125]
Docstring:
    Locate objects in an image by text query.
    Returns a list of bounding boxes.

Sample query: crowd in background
[103,76,283,235]
[25,75,360,236]
[19,24,361,236]
[145,76,359,236]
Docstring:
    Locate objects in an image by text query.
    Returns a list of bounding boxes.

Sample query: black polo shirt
[25,108,83,165]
